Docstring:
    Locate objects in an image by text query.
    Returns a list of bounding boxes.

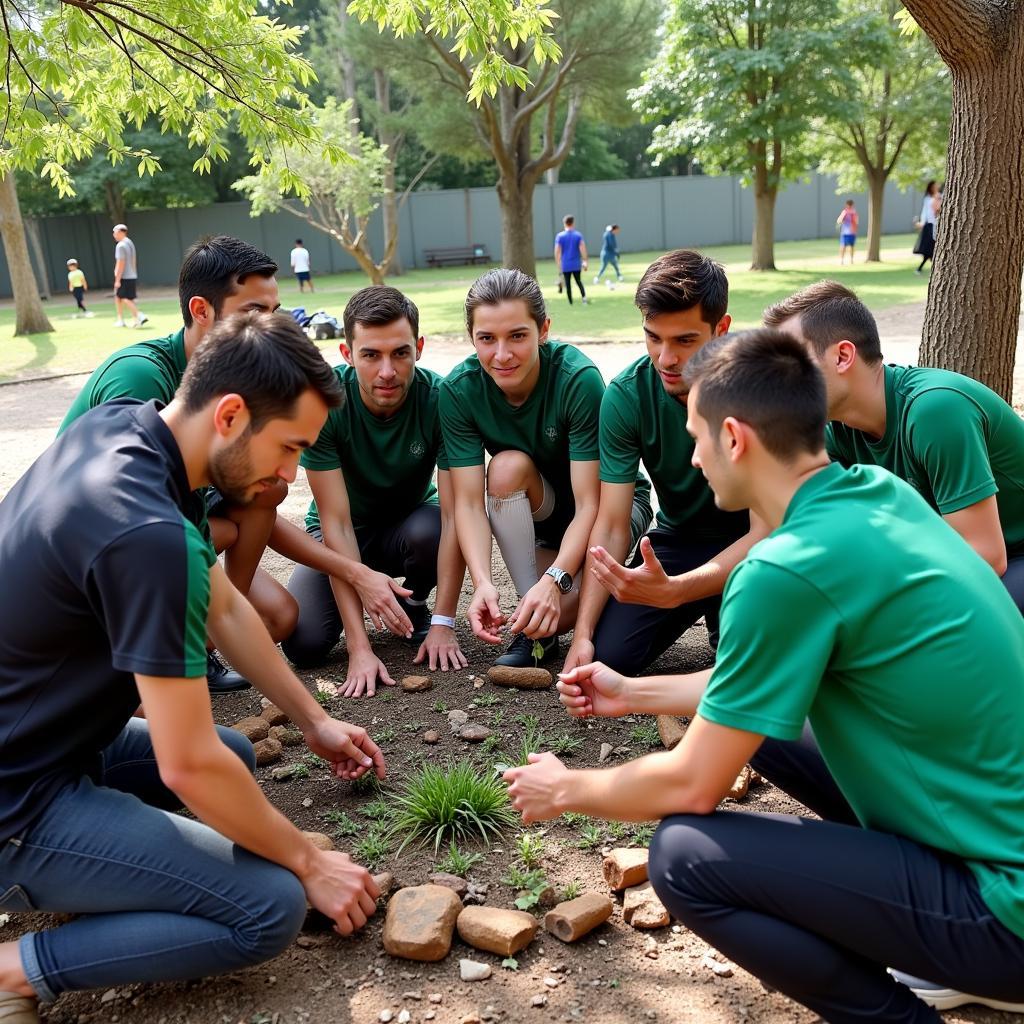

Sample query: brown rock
[656,715,686,750]
[270,725,304,746]
[457,906,539,956]
[543,894,613,943]
[253,736,283,766]
[303,831,336,852]
[602,848,649,891]
[423,731,440,744]
[728,766,751,801]
[623,882,671,929]
[233,716,270,742]
[261,703,289,727]
[487,666,553,690]
[383,885,463,961]
[459,724,492,743]
[429,873,469,898]
[373,872,395,898]
[401,675,433,693]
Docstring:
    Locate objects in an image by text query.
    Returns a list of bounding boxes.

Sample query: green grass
[353,826,392,871]
[0,234,927,382]
[391,759,519,853]
[435,840,485,877]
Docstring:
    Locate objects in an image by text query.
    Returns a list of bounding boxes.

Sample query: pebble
[531,994,548,1008]
[425,1013,436,1021]
[100,990,118,1004]
[401,675,432,693]
[702,953,734,977]
[423,731,440,744]
[448,710,470,732]
[459,723,493,743]
[459,958,492,982]
[379,1012,393,1023]
[428,994,443,1004]
[598,742,613,763]
[544,977,560,989]
[398,1011,412,1024]
[301,797,313,808]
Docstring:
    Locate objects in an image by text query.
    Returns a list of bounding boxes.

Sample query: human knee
[281,629,333,669]
[403,507,442,563]
[216,725,257,773]
[648,815,724,920]
[236,866,307,963]
[486,450,537,498]
[263,590,300,644]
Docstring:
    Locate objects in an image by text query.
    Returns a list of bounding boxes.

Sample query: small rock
[383,885,463,961]
[402,991,422,1001]
[270,764,300,782]
[656,715,686,750]
[373,872,395,898]
[270,725,304,746]
[623,882,671,929]
[531,994,548,1008]
[301,797,314,808]
[428,993,443,1004]
[401,675,433,693]
[261,703,289,727]
[544,977,560,988]
[303,831,335,851]
[425,1013,436,1021]
[232,716,270,742]
[379,1011,394,1023]
[702,953,734,977]
[473,677,485,689]
[423,731,440,744]
[397,1011,412,1024]
[252,736,283,766]
[429,873,469,898]
[598,743,613,763]
[544,894,613,943]
[457,906,539,956]
[459,958,492,982]
[602,848,649,891]
[447,710,470,733]
[100,990,118,1004]
[459,724,493,743]
[727,766,751,801]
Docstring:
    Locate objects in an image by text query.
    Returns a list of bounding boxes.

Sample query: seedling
[561,879,583,901]
[472,692,501,708]
[631,822,656,845]
[433,699,449,714]
[353,826,391,870]
[549,733,583,758]
[516,831,545,869]
[321,810,361,837]
[575,823,604,850]
[531,639,544,666]
[630,721,661,749]
[435,840,484,877]
[501,956,519,971]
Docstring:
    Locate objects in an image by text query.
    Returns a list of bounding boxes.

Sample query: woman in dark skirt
[914,180,941,273]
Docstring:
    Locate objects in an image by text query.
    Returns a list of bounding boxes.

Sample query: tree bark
[750,182,777,271]
[0,175,54,335]
[374,67,403,277]
[24,217,52,299]
[104,178,126,226]
[901,0,1024,401]
[865,169,885,263]
[497,175,538,276]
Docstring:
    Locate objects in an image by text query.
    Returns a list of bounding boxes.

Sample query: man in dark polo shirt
[0,312,384,1022]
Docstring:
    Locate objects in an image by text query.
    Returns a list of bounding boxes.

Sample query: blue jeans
[596,253,621,279]
[0,719,307,1002]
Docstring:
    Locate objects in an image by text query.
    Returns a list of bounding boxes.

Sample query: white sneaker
[84,311,95,318]
[114,319,126,327]
[889,969,1024,1012]
[136,313,149,326]
[593,275,600,284]
[581,296,589,304]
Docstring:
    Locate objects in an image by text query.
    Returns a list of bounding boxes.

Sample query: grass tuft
[435,840,485,877]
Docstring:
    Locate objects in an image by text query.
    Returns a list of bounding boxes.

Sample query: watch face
[555,569,572,593]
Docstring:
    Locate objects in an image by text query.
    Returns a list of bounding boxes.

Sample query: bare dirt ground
[0,305,1018,1024]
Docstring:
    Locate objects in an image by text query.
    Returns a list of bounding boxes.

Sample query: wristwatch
[544,566,574,594]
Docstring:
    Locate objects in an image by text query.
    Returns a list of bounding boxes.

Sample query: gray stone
[459,724,493,743]
[429,873,468,898]
[459,959,492,982]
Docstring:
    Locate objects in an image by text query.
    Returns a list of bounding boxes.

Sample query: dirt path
[0,305,1013,1024]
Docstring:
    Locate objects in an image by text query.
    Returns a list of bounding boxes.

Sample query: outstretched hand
[503,752,569,823]
[590,537,680,608]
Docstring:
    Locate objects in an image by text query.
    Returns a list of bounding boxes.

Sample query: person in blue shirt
[594,224,623,284]
[554,215,589,306]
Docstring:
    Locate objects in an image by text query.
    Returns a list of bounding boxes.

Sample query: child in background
[66,259,94,318]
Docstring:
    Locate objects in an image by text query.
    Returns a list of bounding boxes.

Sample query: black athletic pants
[562,270,585,304]
[1002,554,1024,613]
[648,726,1024,1023]
[281,504,440,667]
[592,530,727,672]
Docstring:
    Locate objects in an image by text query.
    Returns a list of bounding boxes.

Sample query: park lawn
[0,233,925,382]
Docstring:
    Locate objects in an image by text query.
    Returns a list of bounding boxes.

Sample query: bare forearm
[675,529,760,604]
[320,523,373,651]
[625,669,711,717]
[456,503,495,587]
[433,518,466,618]
[270,516,361,584]
[552,501,599,579]
[573,519,631,640]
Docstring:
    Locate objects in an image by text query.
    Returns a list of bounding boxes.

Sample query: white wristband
[430,614,456,629]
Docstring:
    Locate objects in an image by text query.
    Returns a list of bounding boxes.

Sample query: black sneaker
[399,600,431,645]
[493,631,559,668]
[207,650,251,693]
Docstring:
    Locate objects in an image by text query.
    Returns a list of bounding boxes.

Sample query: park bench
[424,244,491,267]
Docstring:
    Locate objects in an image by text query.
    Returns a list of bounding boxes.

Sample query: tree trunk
[24,217,52,298]
[104,178,126,226]
[903,0,1024,401]
[865,170,885,263]
[497,175,537,277]
[750,183,777,271]
[374,67,403,277]
[0,175,54,335]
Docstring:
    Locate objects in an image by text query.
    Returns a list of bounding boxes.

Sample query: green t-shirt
[59,330,187,435]
[827,364,1024,556]
[700,462,1024,941]
[439,341,605,502]
[600,356,747,542]
[302,365,448,531]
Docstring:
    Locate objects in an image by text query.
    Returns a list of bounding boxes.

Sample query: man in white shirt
[290,240,314,293]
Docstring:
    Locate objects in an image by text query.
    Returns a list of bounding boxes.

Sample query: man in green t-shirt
[764,280,1024,612]
[440,268,651,669]
[505,329,1024,1020]
[564,250,764,676]
[281,286,467,697]
[60,235,376,694]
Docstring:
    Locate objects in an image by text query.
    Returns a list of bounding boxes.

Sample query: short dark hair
[178,310,343,430]
[295,239,303,245]
[762,281,882,364]
[344,285,420,343]
[634,249,728,326]
[465,268,547,334]
[684,329,826,463]
[563,215,575,226]
[178,235,277,327]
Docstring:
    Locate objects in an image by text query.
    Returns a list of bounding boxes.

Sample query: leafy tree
[351,0,659,276]
[234,98,399,285]
[897,0,1024,400]
[814,0,949,262]
[632,0,850,270]
[0,0,335,335]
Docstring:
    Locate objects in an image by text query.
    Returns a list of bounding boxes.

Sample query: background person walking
[836,201,859,265]
[112,223,147,327]
[554,215,588,305]
[65,259,93,318]
[595,224,623,284]
[914,181,941,274]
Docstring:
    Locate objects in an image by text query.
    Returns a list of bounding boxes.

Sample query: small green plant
[377,727,397,743]
[304,753,330,770]
[435,840,484,877]
[515,714,546,765]
[480,733,503,756]
[531,639,545,666]
[561,879,583,901]
[561,811,590,828]
[321,810,361,837]
[472,692,501,708]
[433,699,449,713]
[515,831,545,869]
[391,759,519,853]
[282,762,311,781]
[490,709,505,729]
[631,822,656,846]
[630,720,662,749]
[353,826,391,870]
[350,771,381,796]
[360,797,395,822]
[549,733,583,758]
[402,720,425,733]
[607,819,630,840]
[313,689,333,707]
[575,823,604,850]
[501,956,519,971]
[378,689,396,703]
